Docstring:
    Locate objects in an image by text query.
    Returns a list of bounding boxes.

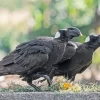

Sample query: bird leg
[49,67,57,79]
[28,82,42,92]
[65,73,76,81]
[34,73,52,86]
[48,65,58,80]
[71,75,75,81]
[41,75,52,86]
[27,76,42,92]
[64,73,75,85]
[38,66,58,85]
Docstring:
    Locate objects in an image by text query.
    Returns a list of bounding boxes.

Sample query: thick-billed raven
[30,40,80,84]
[0,27,82,91]
[45,35,100,82]
[36,35,100,85]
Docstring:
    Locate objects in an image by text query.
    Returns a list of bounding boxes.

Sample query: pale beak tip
[80,33,83,36]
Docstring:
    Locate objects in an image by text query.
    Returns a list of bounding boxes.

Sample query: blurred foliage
[0,0,100,63]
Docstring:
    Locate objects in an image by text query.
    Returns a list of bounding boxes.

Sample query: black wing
[0,40,51,74]
[59,41,81,63]
[57,42,82,71]
[79,61,92,73]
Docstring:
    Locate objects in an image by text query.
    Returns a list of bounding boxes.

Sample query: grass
[81,83,100,92]
[0,82,100,92]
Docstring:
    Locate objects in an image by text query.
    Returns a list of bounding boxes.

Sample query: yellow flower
[63,82,72,89]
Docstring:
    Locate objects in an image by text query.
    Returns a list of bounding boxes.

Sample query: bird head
[85,35,100,50]
[55,27,82,42]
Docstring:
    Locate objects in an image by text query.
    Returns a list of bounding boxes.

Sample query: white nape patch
[85,36,90,42]
[54,31,61,38]
[85,34,98,42]
[60,29,67,31]
[90,33,98,36]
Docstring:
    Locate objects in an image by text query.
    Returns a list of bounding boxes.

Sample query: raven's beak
[79,32,83,36]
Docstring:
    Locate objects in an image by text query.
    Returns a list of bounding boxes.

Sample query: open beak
[79,32,83,36]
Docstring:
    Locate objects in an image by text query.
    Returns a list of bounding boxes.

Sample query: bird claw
[38,78,46,83]
[28,82,43,92]
[44,75,52,86]
[39,75,52,86]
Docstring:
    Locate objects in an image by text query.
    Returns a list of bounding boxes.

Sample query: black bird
[29,40,79,84]
[37,35,100,84]
[0,27,82,91]
[54,35,100,81]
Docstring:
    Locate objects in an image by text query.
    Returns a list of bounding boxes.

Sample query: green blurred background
[0,0,100,85]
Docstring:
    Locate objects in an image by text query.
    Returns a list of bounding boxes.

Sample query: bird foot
[38,75,52,86]
[29,82,43,92]
[38,78,46,83]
